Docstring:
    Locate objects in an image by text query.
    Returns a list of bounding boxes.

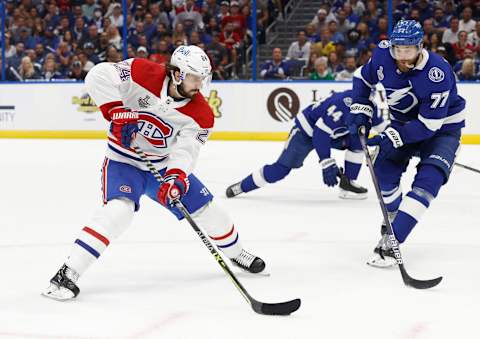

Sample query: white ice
[0,139,479,339]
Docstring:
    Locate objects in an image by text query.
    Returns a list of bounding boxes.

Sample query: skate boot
[226,182,243,198]
[380,211,398,236]
[338,173,368,200]
[42,264,80,301]
[367,234,398,268]
[231,249,266,273]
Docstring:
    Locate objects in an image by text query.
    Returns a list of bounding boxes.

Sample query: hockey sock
[192,201,242,258]
[380,184,403,213]
[392,165,444,243]
[65,198,134,276]
[240,163,291,193]
[344,150,363,180]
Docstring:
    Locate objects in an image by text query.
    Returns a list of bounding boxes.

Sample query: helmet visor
[183,72,212,92]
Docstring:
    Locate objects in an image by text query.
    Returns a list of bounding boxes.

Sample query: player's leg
[146,173,265,273]
[226,127,313,198]
[367,149,412,267]
[337,135,368,199]
[390,130,461,245]
[43,159,146,300]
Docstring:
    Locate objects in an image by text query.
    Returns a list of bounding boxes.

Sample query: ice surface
[0,139,478,339]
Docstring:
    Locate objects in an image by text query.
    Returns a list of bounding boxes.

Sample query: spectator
[311,8,328,32]
[92,8,104,32]
[453,30,474,60]
[335,56,356,80]
[328,20,345,44]
[82,0,98,22]
[311,28,336,57]
[456,58,480,81]
[106,25,123,50]
[172,23,189,46]
[68,59,88,80]
[34,43,47,65]
[4,33,16,59]
[305,23,319,43]
[105,45,121,63]
[459,7,476,33]
[42,58,64,81]
[80,25,101,52]
[136,46,149,59]
[109,3,124,29]
[344,29,366,57]
[7,42,26,69]
[221,1,247,39]
[18,56,42,81]
[149,39,171,64]
[173,0,204,34]
[432,7,448,34]
[220,22,241,66]
[443,17,460,45]
[371,16,389,43]
[83,42,101,64]
[78,51,95,72]
[217,1,230,23]
[454,48,479,72]
[309,56,334,80]
[286,30,311,63]
[260,47,289,80]
[335,9,355,35]
[468,21,480,53]
[350,0,366,17]
[206,31,230,80]
[73,17,87,42]
[327,51,343,74]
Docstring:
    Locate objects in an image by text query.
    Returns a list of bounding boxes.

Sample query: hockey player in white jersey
[43,45,265,301]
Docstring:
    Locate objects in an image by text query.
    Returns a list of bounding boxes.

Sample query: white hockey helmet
[170,45,212,88]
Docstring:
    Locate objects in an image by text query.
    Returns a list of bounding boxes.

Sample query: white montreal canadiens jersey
[84,58,214,174]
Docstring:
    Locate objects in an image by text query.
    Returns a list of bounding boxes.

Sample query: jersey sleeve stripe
[418,114,444,131]
[315,117,333,135]
[354,66,373,88]
[295,112,314,137]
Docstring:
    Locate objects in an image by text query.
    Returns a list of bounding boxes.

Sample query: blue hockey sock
[380,184,402,213]
[392,165,444,243]
[240,163,291,193]
[344,150,363,180]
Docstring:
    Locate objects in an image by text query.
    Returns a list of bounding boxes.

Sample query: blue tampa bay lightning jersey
[295,89,385,141]
[353,41,466,144]
[294,89,385,159]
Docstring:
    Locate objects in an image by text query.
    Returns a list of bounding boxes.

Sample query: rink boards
[0,81,479,144]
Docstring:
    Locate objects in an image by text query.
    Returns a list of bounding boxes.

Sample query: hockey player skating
[226,89,387,200]
[347,20,466,267]
[43,45,265,301]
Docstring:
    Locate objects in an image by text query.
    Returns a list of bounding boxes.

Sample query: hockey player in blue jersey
[347,20,466,267]
[225,89,387,200]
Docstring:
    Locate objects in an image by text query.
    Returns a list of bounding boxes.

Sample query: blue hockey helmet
[389,20,424,46]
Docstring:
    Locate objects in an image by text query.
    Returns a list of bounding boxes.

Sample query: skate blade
[41,285,76,301]
[338,190,368,200]
[237,270,271,278]
[366,253,398,268]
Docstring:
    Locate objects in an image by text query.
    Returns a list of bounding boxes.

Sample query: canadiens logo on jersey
[137,111,174,148]
[384,81,419,114]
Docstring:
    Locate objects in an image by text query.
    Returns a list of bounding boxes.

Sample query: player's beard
[177,83,199,99]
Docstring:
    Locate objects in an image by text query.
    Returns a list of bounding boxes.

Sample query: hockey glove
[320,158,340,187]
[346,103,374,136]
[157,169,190,207]
[109,107,139,148]
[367,127,404,162]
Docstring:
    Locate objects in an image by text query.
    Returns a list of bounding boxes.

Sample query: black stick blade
[251,298,301,316]
[400,265,443,289]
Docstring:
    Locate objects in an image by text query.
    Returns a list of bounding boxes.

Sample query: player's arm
[312,116,340,187]
[348,54,380,134]
[85,59,139,147]
[157,124,211,206]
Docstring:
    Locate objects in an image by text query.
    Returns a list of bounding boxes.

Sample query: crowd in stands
[260,0,480,82]
[0,0,270,81]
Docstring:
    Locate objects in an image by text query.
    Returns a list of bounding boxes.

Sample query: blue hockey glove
[367,127,404,162]
[320,158,340,187]
[347,103,374,136]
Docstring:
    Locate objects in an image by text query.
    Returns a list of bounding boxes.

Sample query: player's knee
[263,162,291,183]
[413,165,444,198]
[192,200,232,234]
[90,198,135,240]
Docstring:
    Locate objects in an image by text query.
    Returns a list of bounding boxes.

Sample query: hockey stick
[359,127,443,289]
[132,144,301,315]
[455,162,480,174]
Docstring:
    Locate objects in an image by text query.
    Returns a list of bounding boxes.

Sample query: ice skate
[367,234,398,268]
[338,173,368,200]
[231,249,266,273]
[42,264,80,301]
[226,182,243,198]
